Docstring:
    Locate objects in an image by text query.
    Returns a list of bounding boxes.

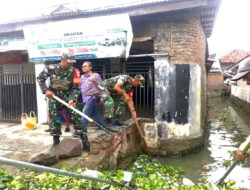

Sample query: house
[206,54,224,96]
[206,53,216,74]
[230,56,250,111]
[218,49,250,97]
[0,0,221,154]
[219,49,250,72]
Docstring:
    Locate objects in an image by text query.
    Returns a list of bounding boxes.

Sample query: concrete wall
[231,85,250,104]
[207,73,223,96]
[35,63,48,124]
[132,12,207,154]
[148,59,203,155]
[231,81,250,114]
[154,59,202,136]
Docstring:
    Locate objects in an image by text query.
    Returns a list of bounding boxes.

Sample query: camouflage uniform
[37,64,87,137]
[98,75,134,119]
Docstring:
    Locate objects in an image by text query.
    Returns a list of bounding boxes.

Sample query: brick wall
[207,73,224,94]
[132,12,207,130]
[169,17,206,65]
[132,13,206,66]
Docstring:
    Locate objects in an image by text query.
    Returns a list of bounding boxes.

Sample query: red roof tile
[219,49,250,64]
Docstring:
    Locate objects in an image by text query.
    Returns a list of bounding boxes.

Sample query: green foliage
[222,159,231,167]
[0,155,240,190]
[218,109,233,122]
[229,150,236,158]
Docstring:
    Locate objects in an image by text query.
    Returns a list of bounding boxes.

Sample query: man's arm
[114,83,124,95]
[114,83,130,102]
[127,96,137,120]
[126,90,136,120]
[236,135,250,161]
[94,73,103,85]
[37,67,50,94]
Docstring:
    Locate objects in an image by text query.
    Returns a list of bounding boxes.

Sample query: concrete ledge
[206,92,222,98]
[79,120,144,170]
[0,121,143,171]
[231,95,250,114]
[151,135,204,156]
[0,118,205,171]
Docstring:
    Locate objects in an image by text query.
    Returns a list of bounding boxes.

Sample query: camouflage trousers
[98,85,126,119]
[48,99,87,136]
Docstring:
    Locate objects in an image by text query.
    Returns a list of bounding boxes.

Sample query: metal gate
[0,64,37,122]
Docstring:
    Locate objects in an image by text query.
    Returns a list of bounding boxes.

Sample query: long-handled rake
[53,95,121,142]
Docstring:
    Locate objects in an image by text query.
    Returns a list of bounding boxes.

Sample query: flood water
[155,97,250,189]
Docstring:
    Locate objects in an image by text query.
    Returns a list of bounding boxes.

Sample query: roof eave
[0,0,221,37]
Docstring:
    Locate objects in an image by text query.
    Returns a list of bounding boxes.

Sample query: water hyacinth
[0,155,240,190]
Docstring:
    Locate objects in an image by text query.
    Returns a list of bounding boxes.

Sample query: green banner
[37,43,62,49]
[64,41,96,47]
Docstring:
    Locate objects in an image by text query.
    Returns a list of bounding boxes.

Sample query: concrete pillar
[154,58,202,135]
[154,58,176,122]
[35,63,48,124]
[144,58,203,155]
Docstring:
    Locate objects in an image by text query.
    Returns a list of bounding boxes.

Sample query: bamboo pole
[216,138,250,184]
[0,157,134,190]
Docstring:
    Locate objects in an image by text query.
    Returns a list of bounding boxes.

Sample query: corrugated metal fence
[0,64,37,121]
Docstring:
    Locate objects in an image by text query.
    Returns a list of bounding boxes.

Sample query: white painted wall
[188,64,202,137]
[35,63,48,123]
[153,59,202,139]
[231,85,250,103]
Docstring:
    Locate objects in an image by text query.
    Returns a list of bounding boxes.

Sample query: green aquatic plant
[0,155,240,190]
[218,109,233,123]
[222,159,231,167]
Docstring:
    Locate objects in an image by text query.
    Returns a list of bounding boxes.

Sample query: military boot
[103,118,113,127]
[53,136,60,146]
[45,128,51,132]
[64,127,70,132]
[112,117,126,126]
[79,133,90,151]
[102,118,119,132]
[112,119,123,126]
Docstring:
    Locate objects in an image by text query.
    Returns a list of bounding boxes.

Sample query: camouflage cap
[61,52,76,63]
[134,74,145,87]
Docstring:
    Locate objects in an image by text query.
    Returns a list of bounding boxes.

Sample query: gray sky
[0,0,249,56]
[208,0,250,56]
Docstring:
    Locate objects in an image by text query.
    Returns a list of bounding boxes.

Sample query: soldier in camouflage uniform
[98,74,145,126]
[37,52,90,151]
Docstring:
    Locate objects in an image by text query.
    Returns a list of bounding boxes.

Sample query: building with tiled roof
[219,49,250,65]
[0,0,222,156]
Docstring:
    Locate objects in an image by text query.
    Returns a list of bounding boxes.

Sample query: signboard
[23,14,133,62]
[0,52,22,64]
[0,37,26,52]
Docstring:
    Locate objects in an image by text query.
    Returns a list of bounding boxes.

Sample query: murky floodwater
[155,97,250,189]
